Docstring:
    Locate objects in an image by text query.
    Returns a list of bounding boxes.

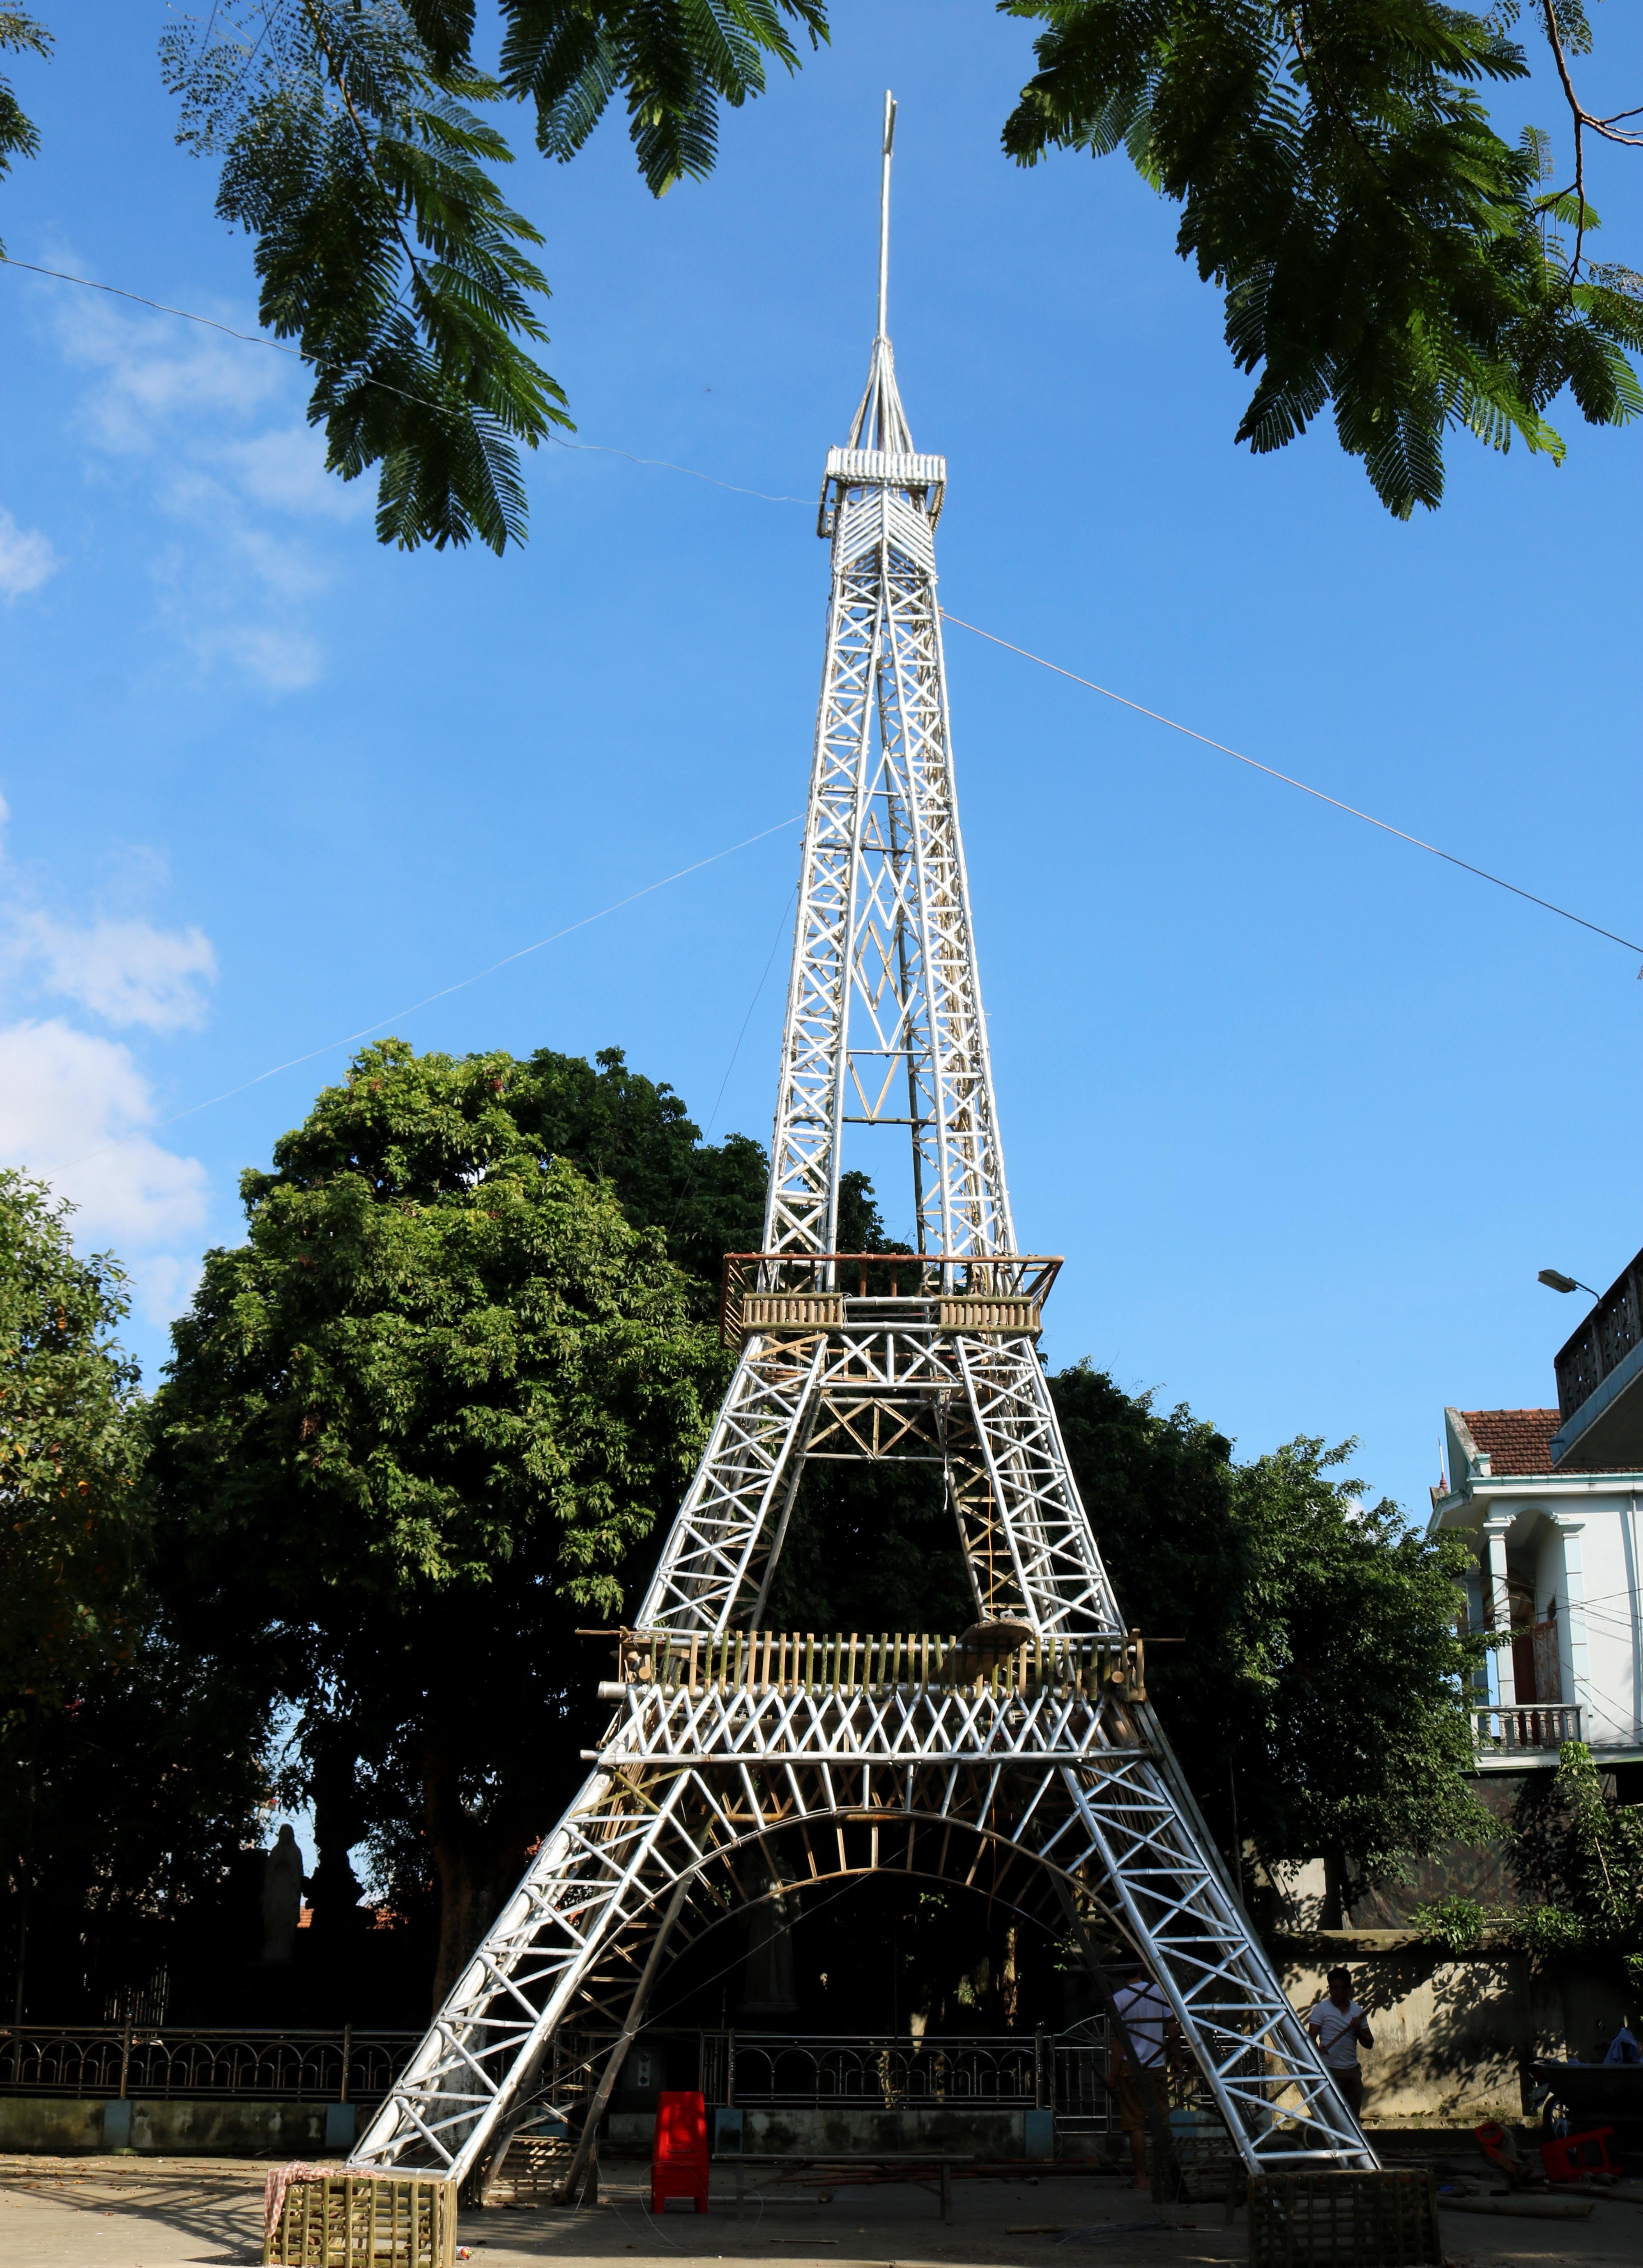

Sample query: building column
[1481,1517,1517,1710]
[1550,1512,1593,1743]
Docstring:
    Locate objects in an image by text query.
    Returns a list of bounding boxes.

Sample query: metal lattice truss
[763,329,1008,1266]
[350,101,1376,2196]
[636,1325,1114,1640]
[352,1677,1370,2187]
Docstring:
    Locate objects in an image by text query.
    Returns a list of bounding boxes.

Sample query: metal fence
[706,2031,1050,2110]
[0,2025,419,2102]
[529,2024,1211,2138]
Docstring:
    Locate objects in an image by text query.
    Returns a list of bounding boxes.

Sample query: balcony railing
[719,1252,1061,1345]
[0,2025,418,2101]
[1554,1246,1643,1421]
[1470,1703,1581,1754]
[598,1626,1146,1704]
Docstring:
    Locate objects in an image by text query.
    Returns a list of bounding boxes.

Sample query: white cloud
[55,293,283,456]
[127,1250,205,1327]
[8,911,217,1030]
[0,507,60,599]
[191,620,323,691]
[33,268,351,691]
[0,1018,208,1249]
[218,427,371,523]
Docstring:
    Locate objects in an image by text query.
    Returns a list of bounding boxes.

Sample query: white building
[1429,1399,1643,1770]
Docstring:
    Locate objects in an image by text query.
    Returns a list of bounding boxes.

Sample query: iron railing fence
[0,2025,419,2102]
[1,2019,1213,2132]
[529,2024,1212,2138]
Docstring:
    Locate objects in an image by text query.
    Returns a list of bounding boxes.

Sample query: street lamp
[1538,1268,1601,1300]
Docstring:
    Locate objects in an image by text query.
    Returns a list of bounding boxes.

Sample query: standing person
[1108,1957,1177,2192]
[1307,1966,1374,2120]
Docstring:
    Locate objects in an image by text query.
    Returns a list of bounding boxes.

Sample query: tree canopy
[6,1035,1500,2013]
[0,1170,146,1737]
[148,1038,744,2000]
[1417,1739,1643,1988]
[1050,1360,1493,1897]
[4,4,1641,538]
[1,1170,267,2024]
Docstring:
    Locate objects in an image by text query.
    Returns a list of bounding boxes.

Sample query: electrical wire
[937,610,1643,966]
[57,814,800,1171]
[12,250,1641,959]
[0,253,810,507]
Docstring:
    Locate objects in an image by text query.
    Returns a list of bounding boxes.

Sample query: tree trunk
[423,1734,530,2012]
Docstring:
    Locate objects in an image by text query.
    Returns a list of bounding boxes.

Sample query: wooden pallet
[263,2174,458,2267]
[1248,2171,1439,2268]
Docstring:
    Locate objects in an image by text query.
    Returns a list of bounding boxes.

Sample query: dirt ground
[2,2153,1641,2268]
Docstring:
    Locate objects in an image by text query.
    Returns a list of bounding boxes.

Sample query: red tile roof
[1463,1408,1560,1476]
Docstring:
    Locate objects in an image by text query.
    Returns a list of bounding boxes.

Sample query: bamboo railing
[605,1627,1145,1703]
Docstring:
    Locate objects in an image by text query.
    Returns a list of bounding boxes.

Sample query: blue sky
[3,2,1643,1533]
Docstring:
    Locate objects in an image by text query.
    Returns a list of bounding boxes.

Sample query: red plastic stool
[651,2090,709,2215]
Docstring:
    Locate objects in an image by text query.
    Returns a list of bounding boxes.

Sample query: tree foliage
[0,1173,265,2021]
[0,1171,145,1738]
[1001,1,1643,516]
[154,0,827,550]
[9,3,1643,526]
[1416,1740,1643,1985]
[1050,1361,1493,1889]
[148,1038,741,2000]
[0,8,48,254]
[161,3,570,554]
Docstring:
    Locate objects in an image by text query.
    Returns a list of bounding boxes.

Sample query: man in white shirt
[1108,1959,1177,2190]
[1307,1965,1374,2119]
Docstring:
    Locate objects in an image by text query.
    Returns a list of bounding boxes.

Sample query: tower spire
[877,87,895,341]
[849,90,912,456]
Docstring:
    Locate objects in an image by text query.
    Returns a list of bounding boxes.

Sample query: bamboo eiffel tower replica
[352,97,1374,2195]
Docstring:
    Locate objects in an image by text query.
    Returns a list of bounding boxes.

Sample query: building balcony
[1470,1702,1581,1756]
[1551,1243,1643,1468]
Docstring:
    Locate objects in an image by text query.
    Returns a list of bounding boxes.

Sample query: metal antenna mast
[350,99,1376,2201]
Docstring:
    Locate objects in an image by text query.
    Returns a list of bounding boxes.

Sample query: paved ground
[3,2153,1642,2268]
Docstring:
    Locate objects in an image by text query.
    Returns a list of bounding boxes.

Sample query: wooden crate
[1248,2171,1439,2268]
[482,2130,577,2206]
[263,2174,458,2267]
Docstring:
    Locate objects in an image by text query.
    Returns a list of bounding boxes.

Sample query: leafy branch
[158,2,827,550]
[0,8,50,256]
[163,2,571,554]
[1000,1,1643,517]
[1413,1742,1643,1987]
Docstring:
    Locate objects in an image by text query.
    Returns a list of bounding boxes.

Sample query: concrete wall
[1273,1935,1637,2123]
[607,2105,1032,2157]
[0,2095,344,2156]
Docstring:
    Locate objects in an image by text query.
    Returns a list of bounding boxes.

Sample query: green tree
[1,1173,260,2022]
[9,5,1641,530]
[1001,1,1643,516]
[152,0,827,551]
[0,1171,145,1735]
[1050,1361,1493,1897]
[1417,1740,1643,1981]
[0,9,49,254]
[149,1038,733,2001]
[503,1043,767,1299]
